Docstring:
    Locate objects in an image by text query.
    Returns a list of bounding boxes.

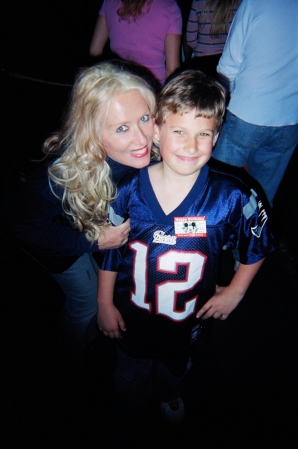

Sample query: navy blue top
[99,164,276,374]
[8,156,136,273]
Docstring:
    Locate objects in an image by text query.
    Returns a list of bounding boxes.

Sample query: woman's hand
[98,219,130,250]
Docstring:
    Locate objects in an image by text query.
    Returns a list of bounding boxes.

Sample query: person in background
[96,70,275,432]
[89,0,182,87]
[212,0,298,208]
[176,0,193,60]
[184,0,240,78]
[7,61,159,380]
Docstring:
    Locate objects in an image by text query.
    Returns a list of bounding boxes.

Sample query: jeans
[52,253,99,377]
[212,111,298,206]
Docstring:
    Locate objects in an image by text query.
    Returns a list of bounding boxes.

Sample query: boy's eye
[116,125,128,133]
[140,114,150,123]
[174,130,184,135]
[199,132,211,137]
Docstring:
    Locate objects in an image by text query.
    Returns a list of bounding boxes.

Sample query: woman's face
[101,89,155,168]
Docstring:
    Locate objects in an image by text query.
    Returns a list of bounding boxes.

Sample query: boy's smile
[154,109,219,177]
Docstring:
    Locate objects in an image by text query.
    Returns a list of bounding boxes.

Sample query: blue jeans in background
[212,111,298,206]
[52,252,99,378]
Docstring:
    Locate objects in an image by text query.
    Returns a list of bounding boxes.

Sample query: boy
[97,70,275,423]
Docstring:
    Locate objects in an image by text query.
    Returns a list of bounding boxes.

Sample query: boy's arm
[196,259,265,320]
[97,268,126,339]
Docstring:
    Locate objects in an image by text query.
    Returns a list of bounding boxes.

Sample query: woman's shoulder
[116,167,141,188]
[17,159,63,207]
[19,160,49,189]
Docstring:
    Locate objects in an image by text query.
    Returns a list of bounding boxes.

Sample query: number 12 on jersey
[129,241,207,321]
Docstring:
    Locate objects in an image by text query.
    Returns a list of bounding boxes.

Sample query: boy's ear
[212,132,219,147]
[153,122,160,141]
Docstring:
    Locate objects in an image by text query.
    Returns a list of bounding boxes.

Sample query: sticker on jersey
[152,230,176,245]
[174,216,207,238]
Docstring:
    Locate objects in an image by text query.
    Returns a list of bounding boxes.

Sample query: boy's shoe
[160,397,185,423]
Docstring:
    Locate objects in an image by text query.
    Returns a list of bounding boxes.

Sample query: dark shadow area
[2,3,298,447]
[2,198,298,448]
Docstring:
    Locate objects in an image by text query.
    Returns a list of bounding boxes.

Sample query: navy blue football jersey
[101,164,275,375]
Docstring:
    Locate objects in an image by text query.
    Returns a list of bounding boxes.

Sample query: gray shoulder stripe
[243,189,258,219]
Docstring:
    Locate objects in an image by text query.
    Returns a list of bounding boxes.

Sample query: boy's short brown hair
[155,70,226,133]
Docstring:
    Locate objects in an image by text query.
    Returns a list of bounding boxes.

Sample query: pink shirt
[100,0,182,85]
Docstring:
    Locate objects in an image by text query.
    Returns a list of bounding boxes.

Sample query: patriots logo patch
[251,199,268,238]
[152,230,176,245]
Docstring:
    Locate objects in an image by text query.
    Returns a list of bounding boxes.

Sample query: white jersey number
[130,242,206,321]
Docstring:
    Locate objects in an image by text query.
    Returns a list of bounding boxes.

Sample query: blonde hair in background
[117,0,153,21]
[43,61,157,243]
[200,0,240,37]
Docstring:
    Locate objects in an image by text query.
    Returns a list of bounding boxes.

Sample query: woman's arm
[89,15,109,57]
[165,33,181,80]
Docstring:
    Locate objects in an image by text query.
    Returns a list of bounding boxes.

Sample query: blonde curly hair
[43,61,157,243]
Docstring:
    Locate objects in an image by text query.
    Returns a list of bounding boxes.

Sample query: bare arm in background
[165,33,181,80]
[89,15,109,57]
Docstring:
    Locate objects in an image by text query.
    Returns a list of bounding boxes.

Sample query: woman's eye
[140,114,150,123]
[116,125,128,133]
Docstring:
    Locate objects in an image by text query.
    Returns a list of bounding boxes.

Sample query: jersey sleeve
[227,188,276,264]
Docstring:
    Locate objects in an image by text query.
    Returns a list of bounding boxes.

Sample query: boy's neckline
[140,164,209,220]
[148,162,201,216]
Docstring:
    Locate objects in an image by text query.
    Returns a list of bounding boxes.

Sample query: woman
[89,0,182,86]
[8,61,159,376]
[185,0,240,78]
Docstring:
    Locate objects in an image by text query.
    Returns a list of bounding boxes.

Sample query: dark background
[1,2,102,169]
[1,2,298,448]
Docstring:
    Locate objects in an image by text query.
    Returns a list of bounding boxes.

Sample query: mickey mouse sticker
[174,216,207,238]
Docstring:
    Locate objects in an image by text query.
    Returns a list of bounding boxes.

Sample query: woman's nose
[133,125,147,144]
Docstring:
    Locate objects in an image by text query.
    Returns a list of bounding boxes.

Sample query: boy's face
[154,109,219,177]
